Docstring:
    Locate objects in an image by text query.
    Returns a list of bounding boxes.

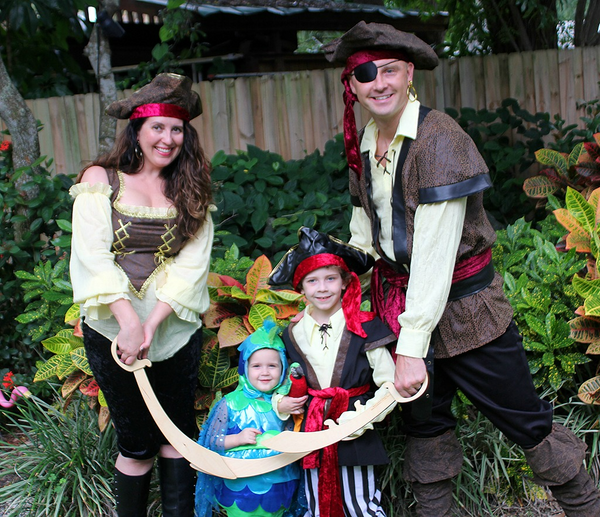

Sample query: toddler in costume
[269,227,397,517]
[195,320,301,517]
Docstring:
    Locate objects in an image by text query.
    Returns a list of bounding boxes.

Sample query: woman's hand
[116,322,145,365]
[109,299,145,365]
[278,395,308,415]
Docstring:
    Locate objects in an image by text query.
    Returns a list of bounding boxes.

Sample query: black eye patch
[353,62,378,83]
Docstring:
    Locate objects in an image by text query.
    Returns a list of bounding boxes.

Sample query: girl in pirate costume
[269,227,398,517]
[69,74,213,516]
[195,320,301,517]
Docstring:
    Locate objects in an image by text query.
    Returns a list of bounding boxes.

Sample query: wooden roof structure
[106,0,448,77]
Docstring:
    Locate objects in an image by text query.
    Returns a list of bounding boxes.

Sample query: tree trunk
[0,54,42,242]
[83,0,120,156]
[575,0,600,47]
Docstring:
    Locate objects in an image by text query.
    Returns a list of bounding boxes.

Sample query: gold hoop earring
[134,141,143,159]
[407,81,418,102]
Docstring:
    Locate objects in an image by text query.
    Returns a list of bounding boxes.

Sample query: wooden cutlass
[110,338,306,479]
[261,378,428,453]
[110,339,427,477]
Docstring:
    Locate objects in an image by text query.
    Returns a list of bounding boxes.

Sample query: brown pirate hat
[322,21,439,70]
[106,73,202,121]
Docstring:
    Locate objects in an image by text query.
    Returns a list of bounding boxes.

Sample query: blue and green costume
[195,321,300,517]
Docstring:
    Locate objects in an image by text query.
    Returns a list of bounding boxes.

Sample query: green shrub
[210,136,351,262]
[0,391,116,516]
[0,138,73,380]
[494,216,589,392]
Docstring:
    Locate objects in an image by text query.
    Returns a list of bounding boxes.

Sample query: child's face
[300,266,346,319]
[247,348,282,393]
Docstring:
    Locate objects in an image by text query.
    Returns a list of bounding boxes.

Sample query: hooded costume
[195,320,300,517]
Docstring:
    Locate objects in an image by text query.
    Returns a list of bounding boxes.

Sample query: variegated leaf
[199,341,234,388]
[71,347,92,375]
[584,292,600,317]
[33,355,62,381]
[272,303,302,320]
[61,370,87,398]
[554,208,584,234]
[230,285,253,300]
[578,376,600,405]
[80,378,100,397]
[568,143,586,170]
[214,368,239,390]
[565,187,595,233]
[56,354,77,380]
[98,388,107,406]
[255,289,304,304]
[219,275,245,289]
[217,316,249,348]
[572,276,600,300]
[248,303,278,330]
[522,175,559,199]
[245,255,272,302]
[202,304,238,329]
[569,315,600,342]
[586,341,600,355]
[535,148,569,178]
[565,225,591,253]
[98,406,111,432]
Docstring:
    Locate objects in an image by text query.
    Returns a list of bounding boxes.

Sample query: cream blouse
[69,182,214,361]
[349,100,467,359]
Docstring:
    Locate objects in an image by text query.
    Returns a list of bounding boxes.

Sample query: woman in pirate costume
[269,227,397,517]
[69,74,213,516]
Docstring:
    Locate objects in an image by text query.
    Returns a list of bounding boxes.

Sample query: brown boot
[403,430,463,517]
[524,423,600,517]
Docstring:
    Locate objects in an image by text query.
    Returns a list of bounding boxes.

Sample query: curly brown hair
[78,118,212,239]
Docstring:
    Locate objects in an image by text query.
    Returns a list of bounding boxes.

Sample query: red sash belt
[371,247,492,337]
[303,384,370,517]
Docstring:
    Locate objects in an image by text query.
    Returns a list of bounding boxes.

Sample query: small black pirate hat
[268,227,374,289]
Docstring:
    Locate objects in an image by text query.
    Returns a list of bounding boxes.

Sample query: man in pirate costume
[269,227,397,517]
[321,21,600,517]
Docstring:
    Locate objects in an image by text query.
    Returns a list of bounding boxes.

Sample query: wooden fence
[2,46,599,176]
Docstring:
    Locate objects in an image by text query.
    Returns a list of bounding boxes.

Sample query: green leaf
[565,187,595,233]
[71,347,92,375]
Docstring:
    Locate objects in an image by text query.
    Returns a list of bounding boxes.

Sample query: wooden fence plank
[234,77,255,152]
[582,46,599,106]
[9,48,600,176]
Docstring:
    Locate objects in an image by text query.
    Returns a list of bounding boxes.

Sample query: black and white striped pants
[304,465,386,517]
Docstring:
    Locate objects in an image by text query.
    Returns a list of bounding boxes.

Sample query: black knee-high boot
[113,468,152,517]
[158,457,196,517]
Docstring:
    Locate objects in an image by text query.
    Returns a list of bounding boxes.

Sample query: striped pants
[304,465,386,517]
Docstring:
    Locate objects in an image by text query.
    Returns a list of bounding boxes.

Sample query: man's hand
[394,355,427,398]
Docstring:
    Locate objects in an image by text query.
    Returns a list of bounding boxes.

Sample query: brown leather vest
[107,169,185,298]
[350,108,513,358]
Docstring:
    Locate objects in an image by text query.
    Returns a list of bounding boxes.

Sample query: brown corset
[107,169,185,297]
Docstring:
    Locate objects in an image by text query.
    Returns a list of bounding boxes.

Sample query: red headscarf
[293,253,374,338]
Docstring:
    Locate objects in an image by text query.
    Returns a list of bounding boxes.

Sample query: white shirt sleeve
[396,198,467,358]
[69,183,130,318]
[156,213,214,321]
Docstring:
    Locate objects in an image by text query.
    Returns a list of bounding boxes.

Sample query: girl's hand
[278,395,308,415]
[225,428,262,449]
